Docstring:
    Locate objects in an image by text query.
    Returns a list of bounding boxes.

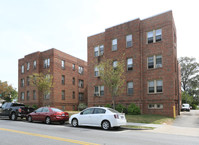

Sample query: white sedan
[69,107,127,130]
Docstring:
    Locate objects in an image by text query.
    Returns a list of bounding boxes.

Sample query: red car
[27,107,69,124]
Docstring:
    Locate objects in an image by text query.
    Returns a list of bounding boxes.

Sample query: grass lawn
[125,114,174,124]
[66,111,173,125]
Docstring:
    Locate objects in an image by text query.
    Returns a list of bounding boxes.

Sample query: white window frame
[126,34,132,48]
[147,55,162,69]
[78,66,84,74]
[21,65,24,73]
[127,58,133,71]
[21,92,25,101]
[94,66,99,77]
[61,60,65,69]
[33,60,37,69]
[72,64,75,70]
[148,80,163,94]
[94,85,104,96]
[113,60,118,68]
[112,39,117,51]
[27,62,30,71]
[94,45,104,57]
[147,29,162,44]
[127,81,133,95]
[148,104,163,109]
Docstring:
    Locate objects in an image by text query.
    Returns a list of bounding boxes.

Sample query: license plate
[62,114,65,116]
[120,116,124,119]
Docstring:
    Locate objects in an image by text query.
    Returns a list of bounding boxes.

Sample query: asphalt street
[1,115,199,145]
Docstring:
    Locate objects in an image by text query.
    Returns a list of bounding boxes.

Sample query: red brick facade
[87,11,181,117]
[18,48,87,111]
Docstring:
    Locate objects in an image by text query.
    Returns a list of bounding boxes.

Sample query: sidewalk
[126,122,163,128]
[145,124,199,137]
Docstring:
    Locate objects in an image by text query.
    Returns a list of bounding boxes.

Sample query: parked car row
[0,103,127,130]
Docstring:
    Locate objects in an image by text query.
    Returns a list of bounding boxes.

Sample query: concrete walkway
[126,122,163,128]
[145,124,199,137]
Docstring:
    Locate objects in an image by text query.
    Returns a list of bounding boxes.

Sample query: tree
[98,58,125,109]
[29,72,53,106]
[179,57,199,92]
[0,80,18,102]
[179,57,199,105]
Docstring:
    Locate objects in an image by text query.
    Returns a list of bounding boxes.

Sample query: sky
[0,0,199,90]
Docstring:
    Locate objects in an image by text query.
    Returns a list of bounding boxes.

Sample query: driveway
[145,110,199,137]
[173,110,199,128]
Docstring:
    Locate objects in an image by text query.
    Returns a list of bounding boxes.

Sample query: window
[72,64,75,70]
[62,75,65,85]
[27,91,30,101]
[147,31,153,43]
[94,46,99,57]
[62,90,65,100]
[126,34,132,48]
[62,106,65,111]
[148,80,163,93]
[61,60,65,69]
[148,104,163,109]
[33,90,36,100]
[100,45,104,55]
[21,65,24,73]
[94,108,106,114]
[33,60,37,69]
[112,39,117,51]
[44,93,50,99]
[156,55,162,68]
[156,80,163,93]
[156,29,162,42]
[79,93,84,101]
[43,107,49,112]
[81,108,94,115]
[148,55,162,69]
[127,58,133,71]
[78,66,84,74]
[127,82,133,95]
[113,60,118,68]
[21,79,24,87]
[79,80,84,88]
[27,62,30,71]
[94,45,104,57]
[94,66,99,77]
[147,29,162,44]
[21,92,25,101]
[148,81,154,93]
[26,76,29,86]
[94,86,104,96]
[72,77,75,85]
[72,91,75,99]
[100,86,104,96]
[44,58,50,68]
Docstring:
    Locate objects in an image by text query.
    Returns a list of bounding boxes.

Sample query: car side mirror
[0,106,2,109]
[80,112,83,115]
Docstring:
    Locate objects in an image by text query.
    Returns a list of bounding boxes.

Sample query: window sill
[147,92,163,95]
[147,67,162,71]
[147,40,162,45]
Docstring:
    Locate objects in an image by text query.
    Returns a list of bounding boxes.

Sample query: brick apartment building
[87,11,181,117]
[18,48,87,111]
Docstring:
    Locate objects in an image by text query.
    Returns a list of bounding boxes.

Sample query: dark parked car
[0,102,34,120]
[27,107,69,124]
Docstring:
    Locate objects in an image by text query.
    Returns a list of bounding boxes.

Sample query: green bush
[191,104,197,110]
[32,104,38,110]
[104,104,112,108]
[127,103,141,115]
[115,104,128,114]
[78,103,87,111]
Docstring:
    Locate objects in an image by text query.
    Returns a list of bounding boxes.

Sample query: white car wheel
[72,119,78,127]
[102,121,110,130]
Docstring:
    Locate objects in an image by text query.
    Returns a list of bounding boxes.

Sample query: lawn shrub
[104,104,112,108]
[128,103,141,115]
[78,103,87,111]
[116,104,128,114]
